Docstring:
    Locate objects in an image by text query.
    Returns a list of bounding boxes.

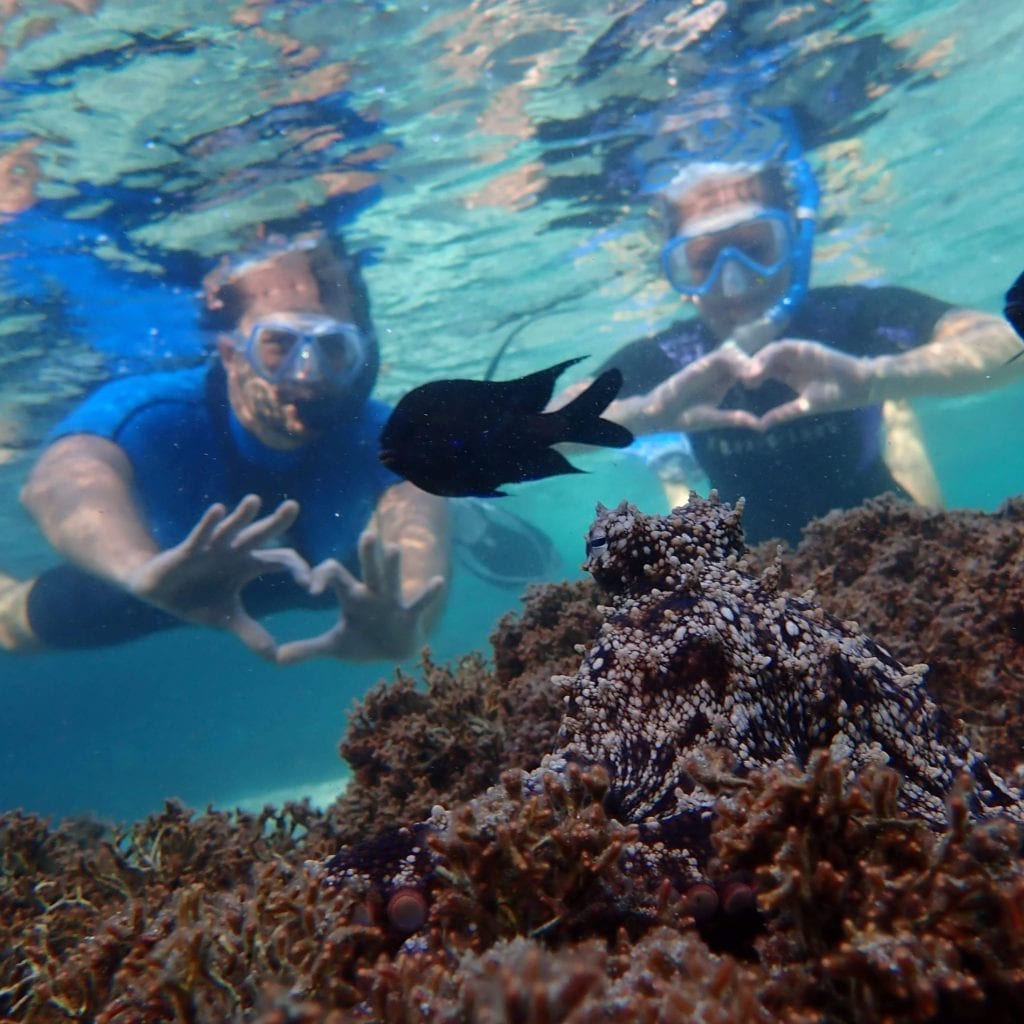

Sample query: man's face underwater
[218,256,363,449]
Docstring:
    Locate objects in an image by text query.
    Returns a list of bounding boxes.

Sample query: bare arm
[746,308,1024,430]
[866,309,1024,402]
[21,434,159,586]
[22,433,310,658]
[373,480,451,635]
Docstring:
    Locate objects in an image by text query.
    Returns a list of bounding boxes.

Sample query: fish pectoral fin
[511,447,583,484]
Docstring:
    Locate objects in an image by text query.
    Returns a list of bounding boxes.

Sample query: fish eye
[585,531,607,556]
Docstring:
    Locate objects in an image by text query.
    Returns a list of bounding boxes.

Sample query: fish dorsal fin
[499,356,587,412]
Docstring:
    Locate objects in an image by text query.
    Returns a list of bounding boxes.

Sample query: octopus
[319,492,1024,934]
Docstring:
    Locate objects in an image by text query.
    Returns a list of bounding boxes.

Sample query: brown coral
[708,750,1024,1022]
[329,581,600,845]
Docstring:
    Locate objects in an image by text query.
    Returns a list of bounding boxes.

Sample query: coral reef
[3,493,1024,1023]
[329,579,599,846]
[331,653,509,843]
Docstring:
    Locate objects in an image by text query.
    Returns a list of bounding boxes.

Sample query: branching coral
[333,652,508,843]
[707,750,1024,1021]
[426,764,647,949]
[0,801,361,1022]
[330,580,601,846]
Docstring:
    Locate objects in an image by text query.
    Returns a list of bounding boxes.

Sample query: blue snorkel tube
[765,123,820,328]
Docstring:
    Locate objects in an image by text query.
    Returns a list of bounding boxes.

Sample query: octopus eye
[684,882,720,922]
[586,531,607,556]
[386,887,428,933]
[721,881,756,916]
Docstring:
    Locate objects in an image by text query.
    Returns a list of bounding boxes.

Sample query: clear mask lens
[243,317,366,388]
[719,260,753,299]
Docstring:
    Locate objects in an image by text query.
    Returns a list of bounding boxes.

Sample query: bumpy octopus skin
[321,493,1024,931]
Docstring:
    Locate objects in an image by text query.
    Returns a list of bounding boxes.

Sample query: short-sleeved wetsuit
[26,361,401,648]
[598,285,953,544]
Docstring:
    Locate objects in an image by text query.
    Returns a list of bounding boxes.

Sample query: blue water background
[1,0,1023,822]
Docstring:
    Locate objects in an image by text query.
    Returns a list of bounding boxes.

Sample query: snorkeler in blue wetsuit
[554,111,1024,545]
[0,233,450,661]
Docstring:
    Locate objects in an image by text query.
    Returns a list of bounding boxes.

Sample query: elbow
[21,444,70,519]
[20,463,50,520]
[20,434,131,525]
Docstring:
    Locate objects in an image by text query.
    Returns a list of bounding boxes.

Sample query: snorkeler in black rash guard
[552,111,1024,545]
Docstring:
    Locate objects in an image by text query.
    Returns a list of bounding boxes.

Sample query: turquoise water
[1,0,1023,822]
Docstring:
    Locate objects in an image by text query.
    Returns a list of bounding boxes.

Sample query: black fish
[1005,269,1024,364]
[380,356,634,497]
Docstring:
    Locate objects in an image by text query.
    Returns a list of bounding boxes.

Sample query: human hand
[275,528,447,665]
[124,495,311,659]
[740,339,873,430]
[619,344,761,433]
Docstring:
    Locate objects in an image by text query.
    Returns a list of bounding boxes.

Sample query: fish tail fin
[553,368,634,448]
[1005,268,1024,343]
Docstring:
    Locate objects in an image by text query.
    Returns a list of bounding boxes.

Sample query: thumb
[225,609,278,661]
[275,632,338,665]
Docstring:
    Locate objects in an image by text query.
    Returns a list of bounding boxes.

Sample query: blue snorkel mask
[639,107,820,334]
[660,208,796,298]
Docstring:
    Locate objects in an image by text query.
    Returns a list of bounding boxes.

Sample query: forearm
[867,309,1024,403]
[21,435,159,587]
[374,481,450,627]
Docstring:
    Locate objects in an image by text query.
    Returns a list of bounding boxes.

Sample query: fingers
[234,499,300,550]
[357,530,402,597]
[180,502,228,555]
[738,345,791,388]
[677,404,760,432]
[275,630,338,666]
[250,547,313,588]
[641,375,701,432]
[753,399,811,431]
[381,545,402,597]
[200,495,302,555]
[408,574,446,616]
[224,608,279,661]
[210,494,263,546]
[308,557,362,601]
[356,530,383,592]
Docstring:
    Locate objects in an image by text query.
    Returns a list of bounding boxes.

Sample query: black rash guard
[597,285,954,544]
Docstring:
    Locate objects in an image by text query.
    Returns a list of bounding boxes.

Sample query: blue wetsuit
[598,285,953,545]
[26,361,401,648]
